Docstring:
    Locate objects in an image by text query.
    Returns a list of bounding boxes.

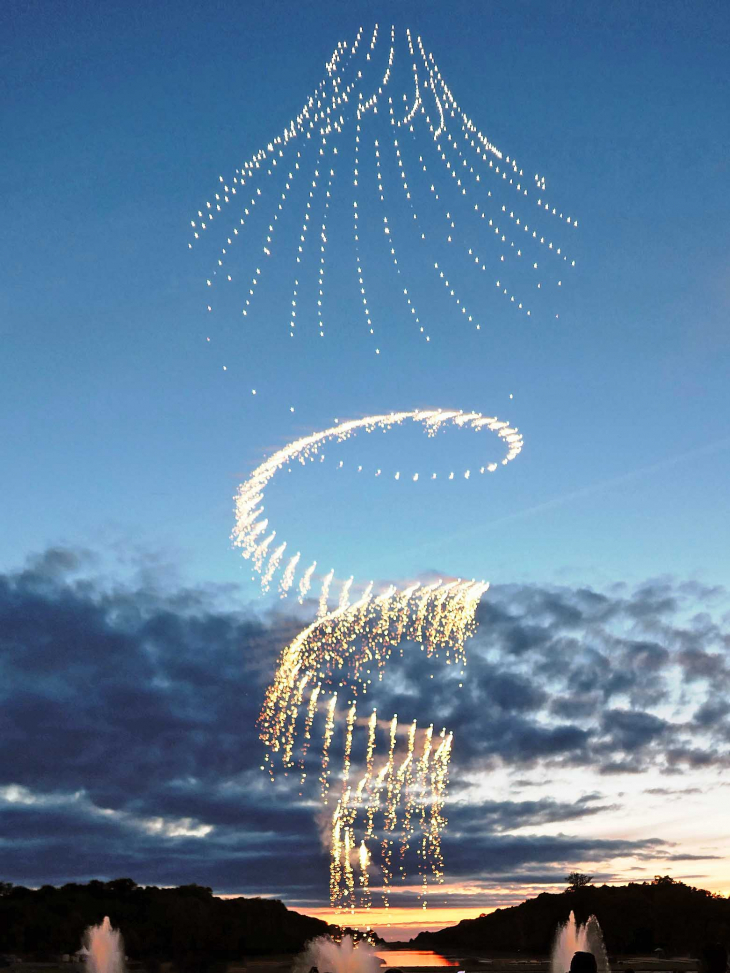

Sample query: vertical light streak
[320,692,338,803]
[359,839,371,911]
[262,539,287,590]
[298,560,317,603]
[280,552,301,596]
[342,701,357,784]
[339,576,354,611]
[318,568,335,619]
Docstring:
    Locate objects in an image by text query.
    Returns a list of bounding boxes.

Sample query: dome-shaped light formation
[234,409,523,913]
[192,24,577,377]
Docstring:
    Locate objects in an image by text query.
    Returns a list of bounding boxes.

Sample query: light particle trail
[192,25,577,382]
[233,409,522,600]
[187,18,584,920]
[235,408,521,912]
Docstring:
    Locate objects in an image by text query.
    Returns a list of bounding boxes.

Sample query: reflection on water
[375,952,459,968]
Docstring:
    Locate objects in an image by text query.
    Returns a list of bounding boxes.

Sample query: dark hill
[412,878,730,956]
[0,878,329,969]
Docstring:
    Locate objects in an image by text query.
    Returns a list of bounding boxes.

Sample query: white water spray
[84,917,125,973]
[551,912,609,973]
[294,935,381,973]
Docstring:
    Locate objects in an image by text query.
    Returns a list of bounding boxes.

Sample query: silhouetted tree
[565,873,594,891]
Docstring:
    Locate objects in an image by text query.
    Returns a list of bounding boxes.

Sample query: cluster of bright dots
[233,409,522,911]
[191,23,578,377]
[372,138,426,339]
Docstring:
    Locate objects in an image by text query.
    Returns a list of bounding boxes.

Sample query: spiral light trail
[233,409,522,912]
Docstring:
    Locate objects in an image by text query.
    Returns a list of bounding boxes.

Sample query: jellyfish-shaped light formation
[192,24,577,376]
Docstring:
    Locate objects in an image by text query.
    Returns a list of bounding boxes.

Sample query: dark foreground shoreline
[1,876,726,973]
[0,958,706,973]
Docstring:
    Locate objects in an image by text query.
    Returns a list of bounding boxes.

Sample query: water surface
[375,951,459,968]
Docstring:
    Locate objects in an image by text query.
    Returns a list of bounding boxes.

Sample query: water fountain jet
[551,912,609,973]
[83,916,125,973]
[295,935,381,973]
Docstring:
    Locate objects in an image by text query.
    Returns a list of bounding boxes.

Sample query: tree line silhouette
[0,879,330,970]
[2,876,727,968]
[412,877,730,957]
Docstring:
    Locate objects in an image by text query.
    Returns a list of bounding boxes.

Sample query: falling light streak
[299,683,322,788]
[319,568,335,619]
[320,692,338,803]
[280,552,301,596]
[261,541,286,592]
[339,576,354,611]
[299,560,317,603]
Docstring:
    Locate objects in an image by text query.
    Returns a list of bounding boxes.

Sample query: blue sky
[2,0,730,936]
[3,0,729,588]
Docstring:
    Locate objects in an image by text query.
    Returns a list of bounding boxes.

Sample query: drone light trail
[188,20,582,920]
[191,25,577,384]
[232,408,520,911]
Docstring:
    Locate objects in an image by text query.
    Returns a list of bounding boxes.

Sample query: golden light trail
[231,407,523,914]
[233,409,522,601]
[318,568,335,620]
[320,692,338,803]
[298,560,317,603]
[280,552,301,596]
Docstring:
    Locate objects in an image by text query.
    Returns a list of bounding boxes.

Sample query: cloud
[644,787,703,796]
[442,832,668,877]
[1,546,729,906]
[446,794,621,834]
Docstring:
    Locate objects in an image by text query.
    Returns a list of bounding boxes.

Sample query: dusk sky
[2,0,730,941]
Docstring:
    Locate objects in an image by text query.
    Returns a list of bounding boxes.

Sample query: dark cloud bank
[1,547,729,909]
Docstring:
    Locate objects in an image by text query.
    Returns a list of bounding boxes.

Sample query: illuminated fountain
[296,935,381,973]
[83,917,125,973]
[551,912,609,973]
